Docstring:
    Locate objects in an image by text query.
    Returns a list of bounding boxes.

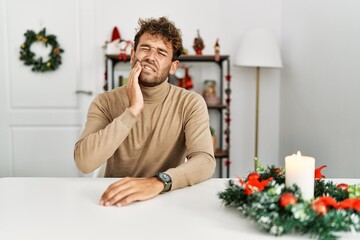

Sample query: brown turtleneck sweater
[74,80,216,190]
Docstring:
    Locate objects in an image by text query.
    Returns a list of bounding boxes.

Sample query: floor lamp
[234,28,283,170]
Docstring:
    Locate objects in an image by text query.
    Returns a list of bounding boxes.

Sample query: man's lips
[141,63,156,72]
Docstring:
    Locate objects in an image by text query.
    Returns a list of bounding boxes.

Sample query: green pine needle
[218,165,360,240]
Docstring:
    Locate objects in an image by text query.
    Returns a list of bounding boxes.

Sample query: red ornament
[224,160,231,167]
[279,193,297,208]
[178,66,193,90]
[312,200,328,215]
[312,196,337,215]
[274,168,283,175]
[225,74,231,81]
[336,183,349,191]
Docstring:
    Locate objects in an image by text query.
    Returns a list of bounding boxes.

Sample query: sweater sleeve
[74,95,138,174]
[166,93,216,190]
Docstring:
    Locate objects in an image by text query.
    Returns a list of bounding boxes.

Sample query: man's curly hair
[134,17,183,61]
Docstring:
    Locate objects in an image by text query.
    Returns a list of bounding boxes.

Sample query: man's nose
[145,47,158,58]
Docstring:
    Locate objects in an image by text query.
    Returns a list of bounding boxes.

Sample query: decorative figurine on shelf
[203,80,220,105]
[105,27,122,55]
[193,29,205,55]
[104,26,133,60]
[118,40,133,61]
[214,38,220,62]
[176,65,194,90]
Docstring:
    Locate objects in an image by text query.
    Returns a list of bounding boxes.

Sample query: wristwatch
[154,172,172,193]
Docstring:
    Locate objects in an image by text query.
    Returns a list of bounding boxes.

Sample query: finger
[105,186,138,206]
[99,178,133,205]
[128,61,142,85]
[115,179,163,206]
[100,178,161,207]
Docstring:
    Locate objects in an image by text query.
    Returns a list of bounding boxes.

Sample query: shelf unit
[104,54,231,177]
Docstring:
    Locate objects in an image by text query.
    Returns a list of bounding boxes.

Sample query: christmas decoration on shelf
[19,28,64,72]
[118,40,133,61]
[103,26,134,91]
[203,80,219,105]
[193,29,205,55]
[214,38,220,61]
[218,161,360,240]
[224,73,231,168]
[104,26,133,60]
[176,65,193,90]
[104,27,121,55]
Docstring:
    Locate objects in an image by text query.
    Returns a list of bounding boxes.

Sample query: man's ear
[169,60,180,75]
[130,49,135,65]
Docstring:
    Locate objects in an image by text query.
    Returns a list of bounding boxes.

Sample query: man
[74,17,215,207]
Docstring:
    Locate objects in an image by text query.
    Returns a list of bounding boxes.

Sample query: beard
[133,58,171,87]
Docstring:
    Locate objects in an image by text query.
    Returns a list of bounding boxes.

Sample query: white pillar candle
[285,151,315,200]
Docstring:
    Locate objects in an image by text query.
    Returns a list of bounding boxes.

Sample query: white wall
[3,0,359,179]
[280,0,360,178]
[1,0,283,178]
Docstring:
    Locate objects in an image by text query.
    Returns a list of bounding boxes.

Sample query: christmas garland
[19,28,64,72]
[218,160,360,240]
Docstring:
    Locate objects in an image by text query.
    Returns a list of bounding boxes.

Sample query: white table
[0,178,359,240]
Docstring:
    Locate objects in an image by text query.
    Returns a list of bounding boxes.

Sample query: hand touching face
[130,33,179,87]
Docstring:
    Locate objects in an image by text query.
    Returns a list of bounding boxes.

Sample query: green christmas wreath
[19,28,64,72]
[218,160,360,240]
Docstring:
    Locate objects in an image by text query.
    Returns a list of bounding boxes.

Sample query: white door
[0,0,98,177]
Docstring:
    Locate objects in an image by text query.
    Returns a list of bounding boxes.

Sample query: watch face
[160,172,171,182]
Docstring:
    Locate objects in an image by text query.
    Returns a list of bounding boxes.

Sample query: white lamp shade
[235,28,283,68]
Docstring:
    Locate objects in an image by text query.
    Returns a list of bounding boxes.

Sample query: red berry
[280,193,297,208]
[336,183,348,191]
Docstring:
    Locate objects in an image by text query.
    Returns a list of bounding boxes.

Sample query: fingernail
[116,203,122,207]
[99,200,104,206]
[105,201,110,206]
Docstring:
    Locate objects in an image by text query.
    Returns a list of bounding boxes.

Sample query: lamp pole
[234,28,283,171]
[254,66,260,170]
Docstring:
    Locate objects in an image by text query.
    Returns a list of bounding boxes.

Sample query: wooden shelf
[106,54,131,62]
[104,53,231,178]
[178,55,230,63]
[215,149,229,158]
[207,104,227,109]
[105,54,230,63]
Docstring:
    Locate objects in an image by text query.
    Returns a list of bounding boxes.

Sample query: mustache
[140,59,157,69]
[132,57,157,70]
